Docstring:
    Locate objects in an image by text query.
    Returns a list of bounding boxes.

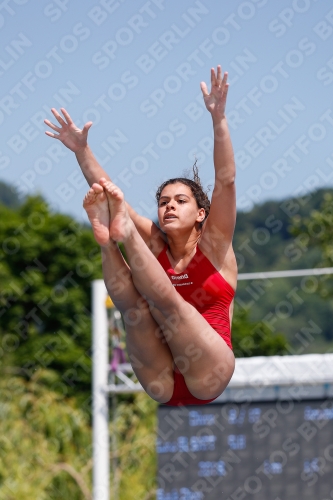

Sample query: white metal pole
[92,279,110,500]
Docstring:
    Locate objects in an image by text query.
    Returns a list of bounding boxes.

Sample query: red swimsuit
[157,245,235,406]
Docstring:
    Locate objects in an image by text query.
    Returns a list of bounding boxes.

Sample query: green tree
[0,371,158,500]
[0,371,92,500]
[0,195,102,402]
[232,307,288,358]
[290,192,333,302]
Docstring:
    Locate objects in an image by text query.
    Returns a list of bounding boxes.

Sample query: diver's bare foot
[99,178,133,242]
[83,184,110,246]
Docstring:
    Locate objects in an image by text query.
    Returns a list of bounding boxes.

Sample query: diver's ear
[197,207,206,222]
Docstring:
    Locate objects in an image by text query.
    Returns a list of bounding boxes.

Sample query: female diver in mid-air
[45,65,237,406]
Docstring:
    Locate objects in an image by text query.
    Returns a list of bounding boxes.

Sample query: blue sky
[1,0,333,222]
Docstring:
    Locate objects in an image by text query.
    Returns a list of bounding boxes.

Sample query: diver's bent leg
[101,243,174,403]
[150,302,235,400]
[83,181,174,402]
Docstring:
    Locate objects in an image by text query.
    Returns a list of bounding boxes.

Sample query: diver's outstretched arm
[44,107,109,186]
[44,108,165,252]
[200,66,236,246]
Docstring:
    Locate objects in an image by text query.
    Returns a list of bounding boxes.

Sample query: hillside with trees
[234,188,333,353]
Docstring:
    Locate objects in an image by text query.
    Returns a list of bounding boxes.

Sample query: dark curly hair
[155,161,210,227]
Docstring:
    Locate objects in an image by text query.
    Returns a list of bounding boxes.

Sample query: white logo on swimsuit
[171,274,188,280]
